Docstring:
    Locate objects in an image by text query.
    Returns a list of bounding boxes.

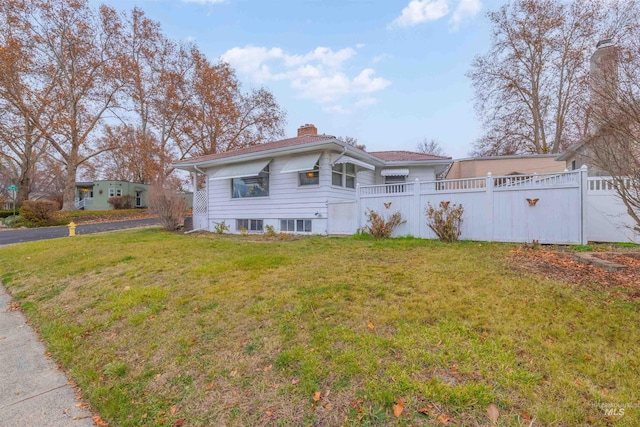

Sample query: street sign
[7,185,18,200]
[6,185,18,217]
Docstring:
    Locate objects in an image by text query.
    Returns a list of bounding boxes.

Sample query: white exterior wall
[374,166,436,184]
[205,150,370,234]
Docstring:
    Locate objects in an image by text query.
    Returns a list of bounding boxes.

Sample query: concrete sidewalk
[0,283,94,426]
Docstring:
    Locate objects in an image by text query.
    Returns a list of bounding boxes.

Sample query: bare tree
[0,0,128,210]
[587,33,640,232]
[416,138,446,156]
[469,0,605,156]
[336,136,366,150]
[0,2,52,204]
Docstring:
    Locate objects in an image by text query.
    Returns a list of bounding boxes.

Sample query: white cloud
[449,0,482,30]
[352,69,391,93]
[221,45,391,106]
[390,0,482,30]
[390,0,449,28]
[323,105,350,114]
[355,97,378,108]
[372,53,393,64]
[356,43,366,49]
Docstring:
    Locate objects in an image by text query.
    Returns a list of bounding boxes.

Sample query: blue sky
[98,0,504,158]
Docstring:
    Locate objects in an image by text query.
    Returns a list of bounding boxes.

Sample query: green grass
[61,208,149,221]
[0,231,638,426]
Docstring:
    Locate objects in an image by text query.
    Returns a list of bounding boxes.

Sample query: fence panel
[587,177,640,243]
[357,170,589,244]
[327,201,358,235]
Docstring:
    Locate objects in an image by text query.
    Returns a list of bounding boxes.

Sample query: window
[299,162,319,186]
[236,219,263,232]
[385,175,406,193]
[108,188,115,197]
[116,188,122,197]
[232,165,269,198]
[280,219,312,233]
[571,160,576,170]
[332,163,356,189]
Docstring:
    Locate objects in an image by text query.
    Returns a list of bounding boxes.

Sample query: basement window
[280,219,312,233]
[236,219,263,232]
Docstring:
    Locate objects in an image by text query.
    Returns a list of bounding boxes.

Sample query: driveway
[0,218,160,246]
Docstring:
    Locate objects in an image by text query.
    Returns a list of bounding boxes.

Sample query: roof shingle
[369,150,450,161]
[175,134,336,165]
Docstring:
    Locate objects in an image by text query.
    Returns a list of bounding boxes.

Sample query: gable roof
[173,135,452,171]
[174,135,337,167]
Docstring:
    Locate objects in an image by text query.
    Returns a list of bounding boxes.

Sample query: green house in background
[75,180,150,210]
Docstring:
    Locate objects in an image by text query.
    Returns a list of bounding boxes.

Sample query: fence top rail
[357,170,583,192]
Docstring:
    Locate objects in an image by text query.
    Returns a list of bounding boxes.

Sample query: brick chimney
[590,38,618,130]
[297,123,318,137]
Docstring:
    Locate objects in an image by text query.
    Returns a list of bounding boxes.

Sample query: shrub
[0,210,15,218]
[363,202,406,238]
[425,201,464,242]
[19,200,61,226]
[213,221,230,234]
[147,185,188,231]
[264,224,276,237]
[107,195,134,210]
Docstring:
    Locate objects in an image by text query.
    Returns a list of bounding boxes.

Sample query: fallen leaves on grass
[313,391,321,401]
[416,405,433,415]
[486,403,499,424]
[511,248,640,298]
[392,399,404,418]
[367,320,375,330]
[437,413,451,425]
[93,415,109,426]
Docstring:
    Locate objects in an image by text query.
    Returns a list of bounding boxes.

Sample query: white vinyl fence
[587,177,640,243]
[357,169,587,244]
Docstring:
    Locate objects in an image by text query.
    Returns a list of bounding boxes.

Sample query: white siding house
[173,125,451,234]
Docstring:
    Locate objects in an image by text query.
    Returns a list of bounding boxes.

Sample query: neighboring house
[556,141,611,176]
[445,154,566,179]
[173,124,451,234]
[74,180,149,210]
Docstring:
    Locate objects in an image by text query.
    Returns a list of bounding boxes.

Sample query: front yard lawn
[0,231,638,426]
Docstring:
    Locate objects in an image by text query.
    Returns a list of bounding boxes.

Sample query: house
[445,154,566,179]
[74,180,150,210]
[173,124,451,234]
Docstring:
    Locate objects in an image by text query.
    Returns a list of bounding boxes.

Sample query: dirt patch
[510,247,640,300]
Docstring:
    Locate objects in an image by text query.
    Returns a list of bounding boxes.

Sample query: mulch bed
[510,247,640,301]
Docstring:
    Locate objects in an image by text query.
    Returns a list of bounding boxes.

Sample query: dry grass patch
[1,231,638,426]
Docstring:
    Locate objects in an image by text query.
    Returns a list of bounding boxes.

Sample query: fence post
[486,172,494,242]
[356,183,362,232]
[413,178,421,237]
[580,165,589,245]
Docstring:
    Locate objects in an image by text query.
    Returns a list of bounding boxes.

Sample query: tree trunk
[61,160,78,211]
